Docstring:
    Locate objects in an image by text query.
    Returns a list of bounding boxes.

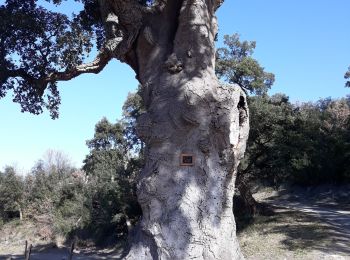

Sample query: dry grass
[0,219,57,256]
[0,220,36,255]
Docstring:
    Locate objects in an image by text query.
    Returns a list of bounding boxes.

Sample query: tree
[122,88,145,153]
[216,33,275,95]
[83,118,126,177]
[1,1,249,258]
[0,166,24,221]
[240,94,295,184]
[82,117,142,242]
[232,94,294,217]
[345,66,350,88]
[240,95,350,187]
[42,149,74,178]
[292,98,350,184]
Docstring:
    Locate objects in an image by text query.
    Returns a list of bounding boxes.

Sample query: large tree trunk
[100,0,249,258]
[129,77,248,259]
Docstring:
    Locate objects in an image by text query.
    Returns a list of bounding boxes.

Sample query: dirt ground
[0,243,125,260]
[1,185,349,260]
[0,221,125,260]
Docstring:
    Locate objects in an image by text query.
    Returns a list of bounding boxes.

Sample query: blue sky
[1,0,349,173]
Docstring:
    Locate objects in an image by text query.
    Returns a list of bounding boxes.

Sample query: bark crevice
[165,0,185,56]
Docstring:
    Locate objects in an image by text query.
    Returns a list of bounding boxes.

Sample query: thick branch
[2,48,112,98]
[46,48,112,83]
[98,0,146,61]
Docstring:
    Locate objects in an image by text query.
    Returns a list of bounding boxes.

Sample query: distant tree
[122,88,145,153]
[322,98,350,131]
[83,118,126,178]
[82,117,141,243]
[53,172,88,237]
[345,66,350,87]
[241,96,350,186]
[0,166,24,221]
[216,34,275,95]
[42,149,74,177]
[21,154,85,239]
[241,94,295,183]
[23,151,75,221]
[306,98,350,183]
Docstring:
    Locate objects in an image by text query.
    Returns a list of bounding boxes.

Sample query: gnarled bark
[102,1,251,259]
[128,80,248,259]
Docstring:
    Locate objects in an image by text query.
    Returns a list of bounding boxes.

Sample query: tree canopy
[0,166,24,219]
[0,0,187,118]
[239,95,350,186]
[0,0,103,117]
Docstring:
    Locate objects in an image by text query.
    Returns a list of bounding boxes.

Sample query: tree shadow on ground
[262,206,350,257]
[258,185,350,256]
[236,207,280,234]
[266,184,350,210]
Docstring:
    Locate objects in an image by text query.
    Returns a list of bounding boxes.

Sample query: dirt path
[271,200,350,257]
[281,202,350,233]
[250,186,350,259]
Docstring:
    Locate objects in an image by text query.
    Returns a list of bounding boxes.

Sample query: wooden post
[25,244,32,260]
[24,240,28,259]
[28,244,32,260]
[68,241,75,260]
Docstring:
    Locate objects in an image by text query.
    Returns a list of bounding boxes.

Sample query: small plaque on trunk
[180,154,194,166]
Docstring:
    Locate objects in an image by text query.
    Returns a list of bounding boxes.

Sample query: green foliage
[77,93,145,242]
[83,118,126,178]
[122,88,145,152]
[82,115,142,243]
[0,166,24,220]
[239,94,295,185]
[23,152,76,217]
[53,175,88,236]
[295,98,350,184]
[216,34,275,95]
[0,0,102,118]
[241,95,350,186]
[345,66,350,88]
[0,95,143,242]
